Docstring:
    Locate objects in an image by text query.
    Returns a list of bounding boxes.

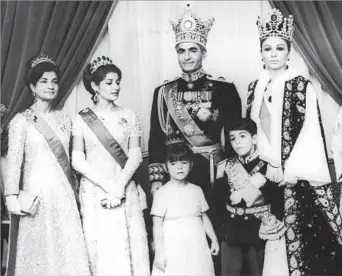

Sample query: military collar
[181,68,206,83]
[238,149,259,164]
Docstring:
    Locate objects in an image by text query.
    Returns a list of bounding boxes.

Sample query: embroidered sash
[163,82,223,183]
[225,158,265,206]
[79,108,134,173]
[27,112,78,194]
[7,111,78,276]
[163,82,212,147]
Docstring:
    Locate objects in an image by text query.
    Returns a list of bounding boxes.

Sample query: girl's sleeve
[199,187,209,213]
[151,188,167,217]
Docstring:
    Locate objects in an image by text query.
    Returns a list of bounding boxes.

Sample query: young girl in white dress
[151,135,219,276]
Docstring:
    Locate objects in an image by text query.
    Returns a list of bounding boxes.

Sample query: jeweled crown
[30,53,55,69]
[90,56,113,74]
[257,8,294,42]
[170,4,215,49]
[165,134,185,146]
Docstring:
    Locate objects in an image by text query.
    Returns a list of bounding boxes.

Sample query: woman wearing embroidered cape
[246,9,342,276]
[332,106,342,213]
[3,54,90,276]
[71,56,150,275]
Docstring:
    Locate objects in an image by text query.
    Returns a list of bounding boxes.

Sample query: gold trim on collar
[238,149,259,164]
[181,68,206,82]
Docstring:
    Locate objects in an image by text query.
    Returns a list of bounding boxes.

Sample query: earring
[285,59,290,70]
[33,92,37,103]
[93,92,99,102]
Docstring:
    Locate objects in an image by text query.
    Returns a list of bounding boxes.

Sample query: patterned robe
[246,69,342,276]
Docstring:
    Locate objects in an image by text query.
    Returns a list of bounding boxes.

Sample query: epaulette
[160,77,179,87]
[206,74,231,83]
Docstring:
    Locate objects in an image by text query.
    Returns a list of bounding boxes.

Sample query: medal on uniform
[183,123,195,137]
[187,82,194,89]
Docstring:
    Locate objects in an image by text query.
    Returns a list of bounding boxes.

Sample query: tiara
[30,53,55,69]
[170,4,215,48]
[165,134,185,146]
[90,56,113,74]
[257,8,294,42]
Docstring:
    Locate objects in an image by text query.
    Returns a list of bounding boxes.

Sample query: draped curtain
[271,1,342,105]
[1,0,116,129]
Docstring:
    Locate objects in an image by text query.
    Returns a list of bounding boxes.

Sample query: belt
[226,204,270,216]
[191,143,222,184]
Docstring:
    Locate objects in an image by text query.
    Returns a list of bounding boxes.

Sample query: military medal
[183,123,195,137]
[187,82,194,89]
[197,108,212,122]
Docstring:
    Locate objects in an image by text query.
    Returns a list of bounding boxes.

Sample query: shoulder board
[160,77,179,86]
[206,74,231,83]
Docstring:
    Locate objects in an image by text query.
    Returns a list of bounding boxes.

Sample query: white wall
[63,0,340,157]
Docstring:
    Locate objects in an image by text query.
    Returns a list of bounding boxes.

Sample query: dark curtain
[1,1,117,129]
[271,1,342,105]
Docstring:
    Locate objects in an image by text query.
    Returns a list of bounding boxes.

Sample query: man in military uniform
[148,4,241,215]
[149,3,241,201]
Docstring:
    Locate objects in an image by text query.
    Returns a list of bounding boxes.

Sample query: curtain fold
[1,1,116,129]
[271,1,342,105]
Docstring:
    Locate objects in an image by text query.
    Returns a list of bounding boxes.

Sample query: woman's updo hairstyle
[25,53,60,87]
[83,56,122,103]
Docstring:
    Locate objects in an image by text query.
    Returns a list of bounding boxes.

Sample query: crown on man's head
[90,56,113,74]
[257,8,294,42]
[30,53,55,69]
[170,4,215,49]
[165,133,186,146]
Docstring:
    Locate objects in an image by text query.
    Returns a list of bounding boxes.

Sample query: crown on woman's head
[165,134,185,146]
[90,56,113,74]
[170,4,215,49]
[30,53,55,69]
[257,8,294,42]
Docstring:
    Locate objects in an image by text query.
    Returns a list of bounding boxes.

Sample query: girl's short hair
[165,135,193,163]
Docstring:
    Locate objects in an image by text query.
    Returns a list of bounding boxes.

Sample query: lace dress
[72,107,150,276]
[151,182,215,276]
[4,110,90,276]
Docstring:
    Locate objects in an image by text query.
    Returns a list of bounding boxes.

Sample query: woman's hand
[102,194,122,209]
[210,239,220,256]
[154,251,167,272]
[279,172,298,187]
[6,195,22,215]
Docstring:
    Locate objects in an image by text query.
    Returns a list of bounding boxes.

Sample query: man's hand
[279,172,298,187]
[150,181,163,196]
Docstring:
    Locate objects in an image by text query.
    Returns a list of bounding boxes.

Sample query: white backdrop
[63,1,339,156]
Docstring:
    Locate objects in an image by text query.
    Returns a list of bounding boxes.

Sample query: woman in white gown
[246,9,342,276]
[72,56,150,275]
[4,54,91,276]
